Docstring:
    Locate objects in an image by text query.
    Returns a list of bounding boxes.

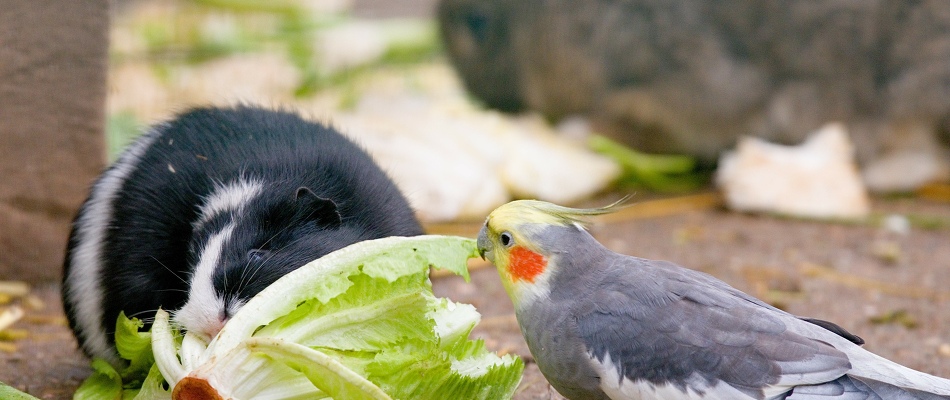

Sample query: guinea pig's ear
[295,187,342,228]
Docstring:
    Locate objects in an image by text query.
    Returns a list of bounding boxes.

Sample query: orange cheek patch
[508,246,546,282]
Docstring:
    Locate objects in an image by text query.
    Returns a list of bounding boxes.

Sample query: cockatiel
[476,200,950,400]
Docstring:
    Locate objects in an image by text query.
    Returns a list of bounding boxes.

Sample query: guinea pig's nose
[201,317,228,341]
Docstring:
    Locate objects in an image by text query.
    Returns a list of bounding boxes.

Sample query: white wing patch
[589,351,761,400]
[173,223,234,340]
[64,126,163,365]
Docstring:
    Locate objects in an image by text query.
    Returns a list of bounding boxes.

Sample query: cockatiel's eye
[500,232,514,247]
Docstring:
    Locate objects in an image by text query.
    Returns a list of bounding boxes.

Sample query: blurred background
[104,0,629,224]
[101,0,950,223]
[1,0,950,398]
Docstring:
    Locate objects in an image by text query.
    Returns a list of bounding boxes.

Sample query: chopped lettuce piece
[0,383,41,400]
[131,365,171,400]
[75,235,523,399]
[74,358,122,400]
[367,337,523,400]
[115,312,155,382]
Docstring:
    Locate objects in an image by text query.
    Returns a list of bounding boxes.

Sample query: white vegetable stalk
[151,310,185,386]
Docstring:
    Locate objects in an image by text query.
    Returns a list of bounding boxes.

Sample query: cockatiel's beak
[476,224,491,261]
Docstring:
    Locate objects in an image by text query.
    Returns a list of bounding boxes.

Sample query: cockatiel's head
[476,200,622,307]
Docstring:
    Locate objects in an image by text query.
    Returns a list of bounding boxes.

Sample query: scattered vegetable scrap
[939,344,950,358]
[0,307,24,333]
[0,382,38,400]
[717,123,871,219]
[588,135,702,192]
[869,309,920,329]
[880,214,911,235]
[869,239,903,265]
[673,226,707,246]
[0,283,67,397]
[0,281,32,354]
[0,281,29,305]
[740,266,804,310]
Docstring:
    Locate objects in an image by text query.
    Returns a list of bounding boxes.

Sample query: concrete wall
[0,1,109,281]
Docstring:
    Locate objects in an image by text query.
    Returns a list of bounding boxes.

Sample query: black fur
[62,105,422,359]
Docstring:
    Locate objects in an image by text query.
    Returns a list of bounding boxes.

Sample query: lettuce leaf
[73,358,122,400]
[368,337,523,400]
[115,311,155,384]
[75,235,522,400]
[0,383,41,400]
[72,318,169,400]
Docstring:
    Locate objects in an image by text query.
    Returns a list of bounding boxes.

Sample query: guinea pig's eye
[499,232,514,247]
[247,249,270,263]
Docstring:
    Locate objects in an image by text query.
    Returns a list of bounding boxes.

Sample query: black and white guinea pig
[62,105,423,365]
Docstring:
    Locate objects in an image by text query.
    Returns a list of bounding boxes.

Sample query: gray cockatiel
[476,200,950,399]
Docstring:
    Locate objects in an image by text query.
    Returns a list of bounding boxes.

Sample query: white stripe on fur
[173,223,234,340]
[64,126,163,365]
[194,178,263,229]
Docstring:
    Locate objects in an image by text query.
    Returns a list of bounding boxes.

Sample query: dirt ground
[2,193,949,399]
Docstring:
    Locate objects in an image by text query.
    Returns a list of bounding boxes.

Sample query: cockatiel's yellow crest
[485,199,622,228]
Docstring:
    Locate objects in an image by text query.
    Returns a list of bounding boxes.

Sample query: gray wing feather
[570,255,853,398]
[786,376,883,400]
[787,375,950,400]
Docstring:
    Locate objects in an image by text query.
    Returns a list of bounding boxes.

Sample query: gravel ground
[2,195,949,399]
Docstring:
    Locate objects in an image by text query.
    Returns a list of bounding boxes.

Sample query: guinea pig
[61,105,423,365]
[438,0,950,191]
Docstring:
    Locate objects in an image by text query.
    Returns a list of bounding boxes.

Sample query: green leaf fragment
[358,237,476,282]
[367,338,523,400]
[74,314,168,399]
[114,312,155,382]
[589,134,706,192]
[74,358,123,400]
[130,365,171,400]
[0,383,41,400]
